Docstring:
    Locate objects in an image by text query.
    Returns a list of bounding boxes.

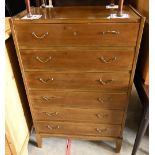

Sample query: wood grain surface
[20,48,135,71]
[25,71,130,91]
[15,23,139,48]
[35,121,121,137]
[10,5,145,152]
[29,90,127,109]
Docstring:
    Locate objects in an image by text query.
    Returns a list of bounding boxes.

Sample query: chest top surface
[12,6,141,23]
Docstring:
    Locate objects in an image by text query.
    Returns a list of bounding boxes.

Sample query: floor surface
[28,86,149,155]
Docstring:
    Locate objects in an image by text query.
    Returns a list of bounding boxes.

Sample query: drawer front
[35,121,121,137]
[25,72,130,91]
[20,49,134,71]
[33,108,124,124]
[29,90,127,109]
[15,23,139,48]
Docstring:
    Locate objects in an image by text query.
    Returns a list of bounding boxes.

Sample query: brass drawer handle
[38,77,54,84]
[32,32,48,39]
[96,128,108,133]
[99,79,113,85]
[100,57,117,63]
[35,56,52,63]
[96,113,108,118]
[102,30,120,35]
[98,97,111,103]
[41,96,51,101]
[41,96,63,102]
[43,112,59,116]
[47,125,60,130]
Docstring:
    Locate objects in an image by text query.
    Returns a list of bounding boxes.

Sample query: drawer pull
[96,113,108,118]
[102,30,120,35]
[39,77,54,84]
[47,125,60,130]
[43,112,59,116]
[98,97,111,103]
[41,96,62,102]
[32,32,48,39]
[35,56,52,63]
[100,57,117,63]
[42,96,51,101]
[96,128,107,133]
[99,78,113,85]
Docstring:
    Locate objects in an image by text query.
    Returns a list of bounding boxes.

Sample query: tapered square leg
[36,134,42,148]
[115,138,122,153]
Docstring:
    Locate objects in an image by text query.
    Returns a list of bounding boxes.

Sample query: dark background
[5,0,36,16]
[5,0,131,16]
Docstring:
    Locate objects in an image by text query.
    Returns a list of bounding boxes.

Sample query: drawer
[25,72,130,91]
[35,121,121,137]
[15,23,139,48]
[33,108,124,124]
[29,90,127,109]
[20,48,134,71]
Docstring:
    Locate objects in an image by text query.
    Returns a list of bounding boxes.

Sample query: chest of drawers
[10,6,145,152]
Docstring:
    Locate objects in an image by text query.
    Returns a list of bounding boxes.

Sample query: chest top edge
[11,5,143,24]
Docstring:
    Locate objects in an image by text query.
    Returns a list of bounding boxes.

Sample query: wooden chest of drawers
[10,6,145,152]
